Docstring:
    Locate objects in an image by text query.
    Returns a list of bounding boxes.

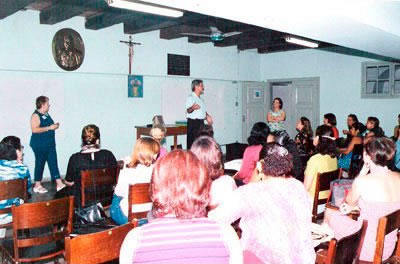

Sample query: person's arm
[30,113,59,133]
[219,223,243,264]
[185,97,200,114]
[340,138,356,155]
[394,126,399,139]
[206,112,213,125]
[208,188,244,225]
[274,110,286,121]
[345,176,363,207]
[119,228,141,264]
[303,157,317,193]
[64,154,76,186]
[267,111,274,122]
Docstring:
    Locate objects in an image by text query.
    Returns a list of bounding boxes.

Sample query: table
[135,125,187,150]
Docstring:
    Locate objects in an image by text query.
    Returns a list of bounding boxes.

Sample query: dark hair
[259,143,293,178]
[81,124,100,146]
[1,136,22,151]
[247,122,270,146]
[324,113,337,126]
[350,122,366,135]
[273,97,283,109]
[367,116,380,128]
[190,136,223,181]
[191,79,203,92]
[365,137,395,167]
[315,125,337,158]
[300,116,313,137]
[198,125,214,138]
[273,130,291,146]
[0,142,17,160]
[35,96,49,110]
[348,114,358,124]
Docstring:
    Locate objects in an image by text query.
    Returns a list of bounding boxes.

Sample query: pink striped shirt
[119,217,241,264]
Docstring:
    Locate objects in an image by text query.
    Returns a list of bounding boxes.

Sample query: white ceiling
[145,0,400,60]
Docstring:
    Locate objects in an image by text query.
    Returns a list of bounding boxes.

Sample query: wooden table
[135,125,187,149]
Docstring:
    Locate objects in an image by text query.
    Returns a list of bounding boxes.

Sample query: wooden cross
[120,36,141,75]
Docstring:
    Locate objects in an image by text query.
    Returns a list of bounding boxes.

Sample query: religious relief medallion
[52,28,84,71]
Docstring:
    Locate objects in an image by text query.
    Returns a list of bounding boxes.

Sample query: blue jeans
[110,194,127,225]
[32,146,60,182]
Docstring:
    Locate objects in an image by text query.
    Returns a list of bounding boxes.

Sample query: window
[362,62,400,98]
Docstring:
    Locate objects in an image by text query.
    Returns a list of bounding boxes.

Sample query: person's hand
[343,129,349,135]
[206,115,213,125]
[50,123,59,130]
[339,203,352,215]
[359,163,370,176]
[192,104,200,110]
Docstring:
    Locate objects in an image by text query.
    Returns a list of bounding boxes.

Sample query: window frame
[361,61,400,98]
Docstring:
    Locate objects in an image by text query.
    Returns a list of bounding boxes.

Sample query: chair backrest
[372,209,400,264]
[65,222,136,264]
[313,169,342,222]
[128,183,152,222]
[349,144,364,178]
[225,142,248,162]
[11,196,74,262]
[80,167,118,208]
[0,178,27,218]
[170,144,182,150]
[324,220,368,264]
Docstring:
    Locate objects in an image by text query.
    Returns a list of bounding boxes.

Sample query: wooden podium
[135,125,187,150]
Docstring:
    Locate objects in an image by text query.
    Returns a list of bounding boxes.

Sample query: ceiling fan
[181,26,242,42]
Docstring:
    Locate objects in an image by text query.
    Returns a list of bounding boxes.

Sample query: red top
[332,127,339,139]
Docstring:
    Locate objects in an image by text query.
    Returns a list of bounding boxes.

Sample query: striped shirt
[120,217,242,264]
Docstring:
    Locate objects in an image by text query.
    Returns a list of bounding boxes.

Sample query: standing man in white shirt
[186,79,213,149]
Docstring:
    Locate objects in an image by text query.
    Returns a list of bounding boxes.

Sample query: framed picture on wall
[128,75,143,98]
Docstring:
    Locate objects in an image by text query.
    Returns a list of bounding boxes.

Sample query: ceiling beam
[213,29,268,47]
[85,9,144,30]
[160,24,209,40]
[0,0,35,19]
[40,0,107,25]
[257,44,306,54]
[188,36,210,44]
[124,16,177,34]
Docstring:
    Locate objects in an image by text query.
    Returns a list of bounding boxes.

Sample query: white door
[269,78,320,139]
[241,81,270,142]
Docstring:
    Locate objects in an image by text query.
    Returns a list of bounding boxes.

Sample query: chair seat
[0,238,64,262]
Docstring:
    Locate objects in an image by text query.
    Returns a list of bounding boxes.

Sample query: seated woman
[119,150,242,264]
[235,122,270,184]
[342,114,359,146]
[295,116,314,155]
[323,113,339,139]
[364,116,385,144]
[0,137,32,238]
[110,137,159,225]
[63,124,117,206]
[149,124,167,159]
[304,125,338,201]
[190,136,237,211]
[393,114,400,140]
[338,122,365,170]
[209,143,315,264]
[325,137,400,262]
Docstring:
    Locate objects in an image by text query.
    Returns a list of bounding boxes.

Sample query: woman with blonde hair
[110,137,159,225]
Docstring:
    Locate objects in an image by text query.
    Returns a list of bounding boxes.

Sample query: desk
[135,125,187,150]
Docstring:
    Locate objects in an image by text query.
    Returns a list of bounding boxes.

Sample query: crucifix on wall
[120,35,141,74]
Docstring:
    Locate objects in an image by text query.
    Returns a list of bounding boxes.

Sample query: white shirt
[186,92,207,119]
[114,163,154,216]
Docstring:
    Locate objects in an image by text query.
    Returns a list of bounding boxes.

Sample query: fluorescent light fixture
[285,36,319,48]
[106,0,183,17]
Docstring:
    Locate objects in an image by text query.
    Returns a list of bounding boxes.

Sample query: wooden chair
[65,222,136,264]
[80,167,118,209]
[170,144,182,150]
[225,142,248,162]
[348,144,364,178]
[0,196,74,264]
[312,169,343,223]
[359,209,400,264]
[0,178,28,232]
[316,220,368,264]
[127,183,152,222]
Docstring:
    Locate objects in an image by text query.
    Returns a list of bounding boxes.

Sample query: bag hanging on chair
[329,179,354,207]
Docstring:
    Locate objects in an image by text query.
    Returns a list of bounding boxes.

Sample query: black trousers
[187,118,204,149]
